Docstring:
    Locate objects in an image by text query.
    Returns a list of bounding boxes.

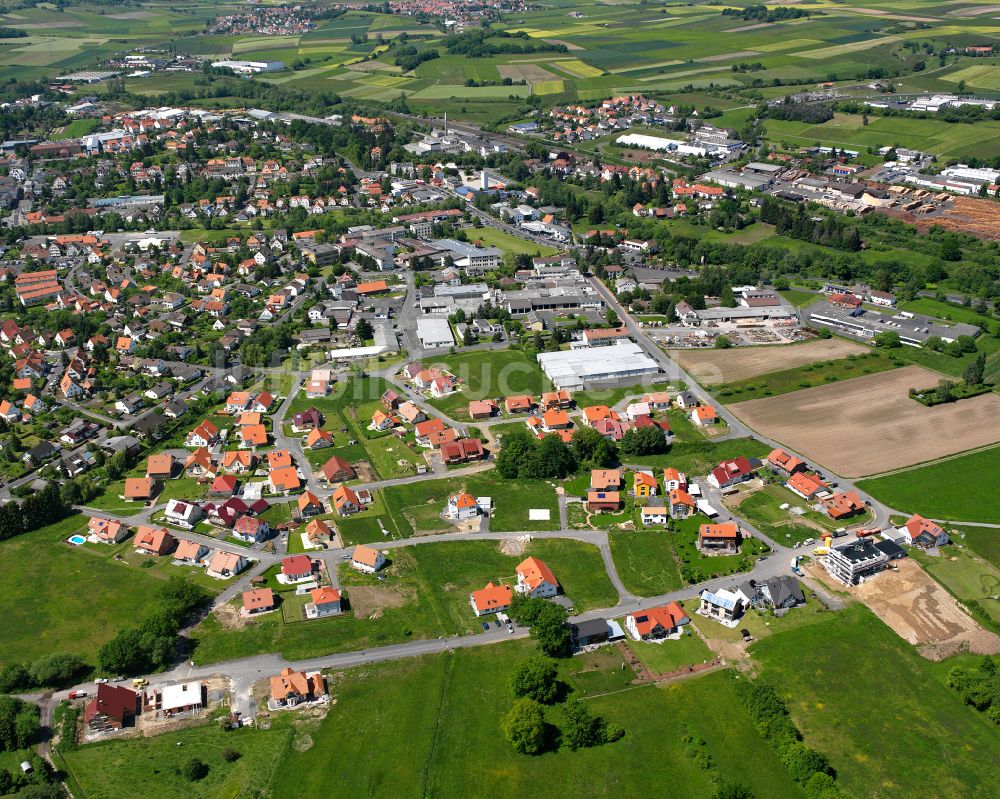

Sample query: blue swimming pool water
[68,535,86,545]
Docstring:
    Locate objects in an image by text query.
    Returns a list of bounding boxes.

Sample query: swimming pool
[68,535,86,546]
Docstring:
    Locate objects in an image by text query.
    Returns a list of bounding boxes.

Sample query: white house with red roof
[469,582,513,617]
[899,514,949,548]
[625,602,690,642]
[515,557,560,599]
[707,457,755,489]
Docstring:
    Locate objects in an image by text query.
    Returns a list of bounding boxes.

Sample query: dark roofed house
[292,407,322,431]
[759,576,804,610]
[85,684,139,732]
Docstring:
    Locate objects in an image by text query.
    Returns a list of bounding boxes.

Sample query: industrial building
[416,318,455,349]
[536,341,660,390]
[804,300,981,346]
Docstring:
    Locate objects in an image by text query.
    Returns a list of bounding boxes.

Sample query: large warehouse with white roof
[536,341,661,390]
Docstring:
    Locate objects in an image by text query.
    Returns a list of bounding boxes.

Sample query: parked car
[506,623,514,634]
[67,690,87,700]
[94,678,108,684]
[481,622,489,631]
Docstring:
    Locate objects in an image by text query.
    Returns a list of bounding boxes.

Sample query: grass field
[465,226,558,256]
[715,351,901,402]
[0,515,202,669]
[609,530,683,596]
[267,642,807,798]
[753,605,1000,799]
[857,445,1000,523]
[60,710,292,799]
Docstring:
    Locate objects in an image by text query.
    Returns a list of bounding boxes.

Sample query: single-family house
[626,602,689,642]
[505,395,535,415]
[207,550,249,579]
[233,515,269,543]
[587,490,621,513]
[633,471,658,498]
[468,399,498,420]
[351,544,386,574]
[269,668,325,707]
[669,488,696,519]
[85,684,138,732]
[515,557,560,598]
[397,401,425,425]
[298,490,324,517]
[470,582,513,617]
[823,490,865,520]
[440,437,485,464]
[174,539,209,564]
[186,420,219,448]
[165,499,203,528]
[242,587,275,615]
[333,484,362,515]
[123,477,156,502]
[698,587,745,626]
[269,466,301,494]
[306,587,342,618]
[698,522,741,555]
[145,453,173,480]
[641,506,669,526]
[759,576,805,610]
[591,469,623,492]
[133,526,176,556]
[690,405,718,427]
[281,554,314,583]
[446,492,480,520]
[707,457,755,490]
[88,516,129,544]
[320,455,355,484]
[901,514,949,548]
[768,448,805,476]
[786,471,828,500]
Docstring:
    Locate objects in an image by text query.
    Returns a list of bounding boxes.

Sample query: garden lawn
[424,349,552,417]
[59,712,291,799]
[732,483,867,546]
[911,546,1000,628]
[959,525,1000,571]
[190,537,610,663]
[753,604,1000,799]
[857,445,1000,523]
[268,642,805,799]
[627,631,712,674]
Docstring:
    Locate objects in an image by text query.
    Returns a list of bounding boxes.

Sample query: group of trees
[501,652,624,755]
[759,198,862,252]
[495,428,578,481]
[0,482,74,543]
[0,653,86,693]
[443,29,567,58]
[733,679,851,799]
[509,596,573,658]
[764,102,834,125]
[0,695,40,753]
[97,578,207,676]
[948,655,1000,723]
[722,5,810,22]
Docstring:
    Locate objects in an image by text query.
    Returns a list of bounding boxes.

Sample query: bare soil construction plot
[728,366,1000,476]
[668,338,865,385]
[821,559,1000,658]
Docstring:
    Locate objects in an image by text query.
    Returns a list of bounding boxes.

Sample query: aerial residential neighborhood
[0,1,999,797]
